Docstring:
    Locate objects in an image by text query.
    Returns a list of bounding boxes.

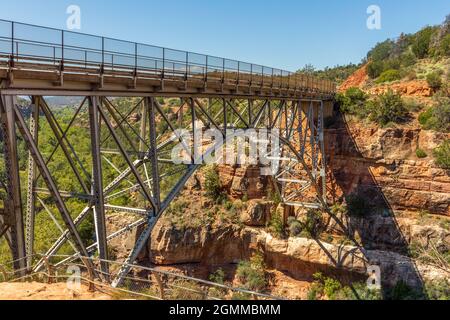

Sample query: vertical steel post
[25,96,39,270]
[319,101,327,203]
[0,95,26,274]
[139,99,148,158]
[146,97,160,210]
[88,96,109,280]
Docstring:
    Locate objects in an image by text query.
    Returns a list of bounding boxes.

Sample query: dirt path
[0,282,112,300]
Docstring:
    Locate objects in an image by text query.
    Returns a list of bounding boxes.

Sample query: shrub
[302,209,324,238]
[346,193,369,217]
[416,149,428,158]
[336,87,368,117]
[204,165,224,202]
[369,89,409,126]
[209,268,226,285]
[236,253,267,291]
[287,217,303,237]
[420,98,450,132]
[307,273,382,300]
[419,108,433,125]
[425,279,450,300]
[376,69,401,83]
[426,72,443,91]
[399,51,417,68]
[433,140,450,169]
[268,211,285,238]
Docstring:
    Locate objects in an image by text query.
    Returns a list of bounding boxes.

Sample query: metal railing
[0,254,283,300]
[0,19,335,94]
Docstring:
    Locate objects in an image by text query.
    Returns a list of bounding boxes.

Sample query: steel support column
[0,94,26,274]
[88,96,109,280]
[146,97,160,210]
[25,96,39,270]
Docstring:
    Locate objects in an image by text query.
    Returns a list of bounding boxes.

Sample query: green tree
[412,26,438,58]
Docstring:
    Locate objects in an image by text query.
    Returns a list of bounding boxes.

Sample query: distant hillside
[303,14,450,86]
[45,96,84,108]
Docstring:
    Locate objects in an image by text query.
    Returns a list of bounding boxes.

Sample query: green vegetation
[345,193,369,217]
[336,87,368,116]
[433,139,450,169]
[376,69,401,83]
[425,279,450,300]
[302,209,324,238]
[337,88,409,126]
[268,210,285,239]
[204,165,226,203]
[365,16,449,84]
[368,89,408,126]
[297,63,361,85]
[426,71,443,90]
[416,148,428,159]
[287,216,302,237]
[419,97,450,132]
[307,273,382,300]
[236,253,267,292]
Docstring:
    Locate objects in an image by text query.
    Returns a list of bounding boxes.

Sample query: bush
[369,89,409,126]
[336,87,368,117]
[302,209,324,238]
[376,69,401,83]
[308,273,382,300]
[209,268,226,285]
[416,148,428,158]
[425,279,450,300]
[426,72,443,91]
[420,98,450,132]
[236,253,267,291]
[268,211,285,238]
[433,140,450,169]
[287,217,303,237]
[204,165,225,202]
[346,193,369,217]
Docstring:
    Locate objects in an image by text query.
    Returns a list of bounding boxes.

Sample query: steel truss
[0,92,330,286]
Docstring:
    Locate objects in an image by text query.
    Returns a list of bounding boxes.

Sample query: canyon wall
[325,115,449,216]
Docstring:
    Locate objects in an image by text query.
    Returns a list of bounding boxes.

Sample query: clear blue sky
[1,0,448,70]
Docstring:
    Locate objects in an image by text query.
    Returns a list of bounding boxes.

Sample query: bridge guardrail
[0,19,335,95]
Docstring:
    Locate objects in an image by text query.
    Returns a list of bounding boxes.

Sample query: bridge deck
[0,20,335,99]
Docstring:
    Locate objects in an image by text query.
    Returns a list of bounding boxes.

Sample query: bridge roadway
[0,20,335,99]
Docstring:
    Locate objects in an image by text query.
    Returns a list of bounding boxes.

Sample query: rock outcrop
[326,120,450,215]
[240,200,273,226]
[141,223,448,288]
[218,165,269,199]
[368,80,433,97]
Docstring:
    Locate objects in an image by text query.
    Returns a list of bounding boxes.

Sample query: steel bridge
[0,20,336,287]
